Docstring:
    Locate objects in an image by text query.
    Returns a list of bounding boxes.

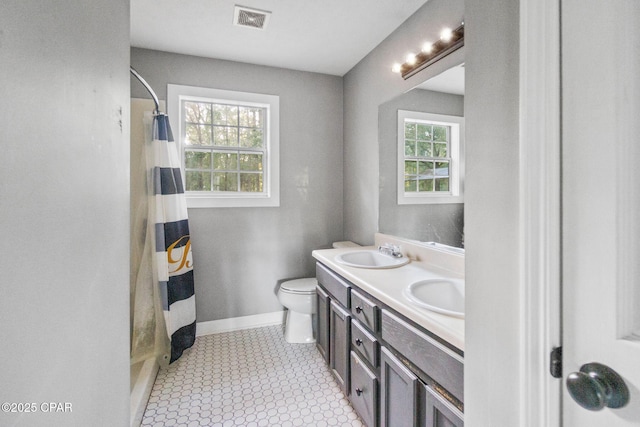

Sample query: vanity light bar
[393,23,464,80]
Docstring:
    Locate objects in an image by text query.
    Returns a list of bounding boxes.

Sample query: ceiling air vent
[233,5,271,30]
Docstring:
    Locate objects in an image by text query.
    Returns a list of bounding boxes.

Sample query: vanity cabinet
[315,262,463,427]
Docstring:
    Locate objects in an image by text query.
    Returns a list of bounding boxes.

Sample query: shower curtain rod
[130,66,160,114]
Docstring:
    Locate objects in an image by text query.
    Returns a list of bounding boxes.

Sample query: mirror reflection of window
[397,110,464,205]
[403,120,452,193]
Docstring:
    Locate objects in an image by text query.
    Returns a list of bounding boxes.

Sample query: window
[397,110,464,205]
[168,84,279,208]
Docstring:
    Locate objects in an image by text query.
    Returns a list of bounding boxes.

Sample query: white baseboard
[130,358,159,427]
[196,311,285,336]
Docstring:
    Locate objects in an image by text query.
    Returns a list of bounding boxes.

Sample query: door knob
[566,362,629,411]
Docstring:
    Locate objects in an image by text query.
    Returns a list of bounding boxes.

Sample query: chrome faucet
[378,243,402,258]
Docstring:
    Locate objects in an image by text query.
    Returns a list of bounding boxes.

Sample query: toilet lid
[280,278,317,294]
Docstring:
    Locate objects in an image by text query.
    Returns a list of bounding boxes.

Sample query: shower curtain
[131,110,196,366]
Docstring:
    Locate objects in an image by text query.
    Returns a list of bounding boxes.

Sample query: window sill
[186,193,280,208]
[397,194,464,205]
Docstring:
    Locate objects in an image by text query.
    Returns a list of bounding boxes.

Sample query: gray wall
[130,48,344,322]
[343,0,465,245]
[0,1,130,426]
[464,0,521,425]
[378,88,464,245]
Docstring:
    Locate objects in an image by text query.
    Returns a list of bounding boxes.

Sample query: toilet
[278,278,318,343]
[278,241,360,344]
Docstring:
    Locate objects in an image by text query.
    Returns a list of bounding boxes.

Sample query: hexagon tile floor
[141,325,365,427]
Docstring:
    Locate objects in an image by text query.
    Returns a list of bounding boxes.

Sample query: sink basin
[404,278,465,318]
[335,250,410,269]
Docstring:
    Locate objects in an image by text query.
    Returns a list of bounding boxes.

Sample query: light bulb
[391,63,402,73]
[405,53,417,65]
[422,42,433,53]
[440,27,453,42]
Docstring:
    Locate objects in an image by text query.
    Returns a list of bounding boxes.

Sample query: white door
[562,0,640,425]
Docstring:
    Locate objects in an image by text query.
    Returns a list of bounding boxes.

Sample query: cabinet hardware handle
[355,338,363,346]
[355,388,363,396]
[355,306,363,313]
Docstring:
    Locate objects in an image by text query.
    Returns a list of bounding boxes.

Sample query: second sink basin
[335,250,410,269]
[404,278,465,318]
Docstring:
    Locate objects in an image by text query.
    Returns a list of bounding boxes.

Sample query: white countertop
[312,245,465,352]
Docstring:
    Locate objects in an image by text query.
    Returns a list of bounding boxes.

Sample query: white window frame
[397,110,464,205]
[168,84,280,208]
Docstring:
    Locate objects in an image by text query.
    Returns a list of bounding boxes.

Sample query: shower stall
[129,68,197,426]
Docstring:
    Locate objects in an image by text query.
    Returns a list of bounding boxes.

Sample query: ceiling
[130,0,429,76]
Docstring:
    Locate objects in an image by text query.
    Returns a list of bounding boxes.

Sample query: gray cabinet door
[422,384,463,427]
[316,286,330,363]
[329,300,351,394]
[380,346,419,427]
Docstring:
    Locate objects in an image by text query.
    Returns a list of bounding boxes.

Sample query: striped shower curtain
[151,113,196,363]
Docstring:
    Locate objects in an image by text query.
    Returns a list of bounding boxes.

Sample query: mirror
[378,64,465,247]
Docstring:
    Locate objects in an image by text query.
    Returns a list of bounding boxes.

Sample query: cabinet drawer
[350,288,379,332]
[316,262,350,307]
[350,351,378,427]
[381,309,464,403]
[352,319,379,367]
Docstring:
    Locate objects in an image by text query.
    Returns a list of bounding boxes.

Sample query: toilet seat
[280,278,317,294]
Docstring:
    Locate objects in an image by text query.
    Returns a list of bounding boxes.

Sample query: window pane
[185,124,212,146]
[185,150,211,169]
[418,161,433,176]
[433,125,448,142]
[239,107,263,128]
[419,179,434,192]
[239,128,263,148]
[184,102,211,124]
[405,140,416,157]
[213,172,238,191]
[435,161,449,177]
[213,104,238,126]
[185,171,211,191]
[240,173,263,192]
[416,124,432,141]
[435,178,450,191]
[404,177,417,192]
[213,153,237,170]
[239,153,263,171]
[417,140,432,157]
[213,126,238,146]
[434,143,448,157]
[404,122,416,139]
[405,160,417,175]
